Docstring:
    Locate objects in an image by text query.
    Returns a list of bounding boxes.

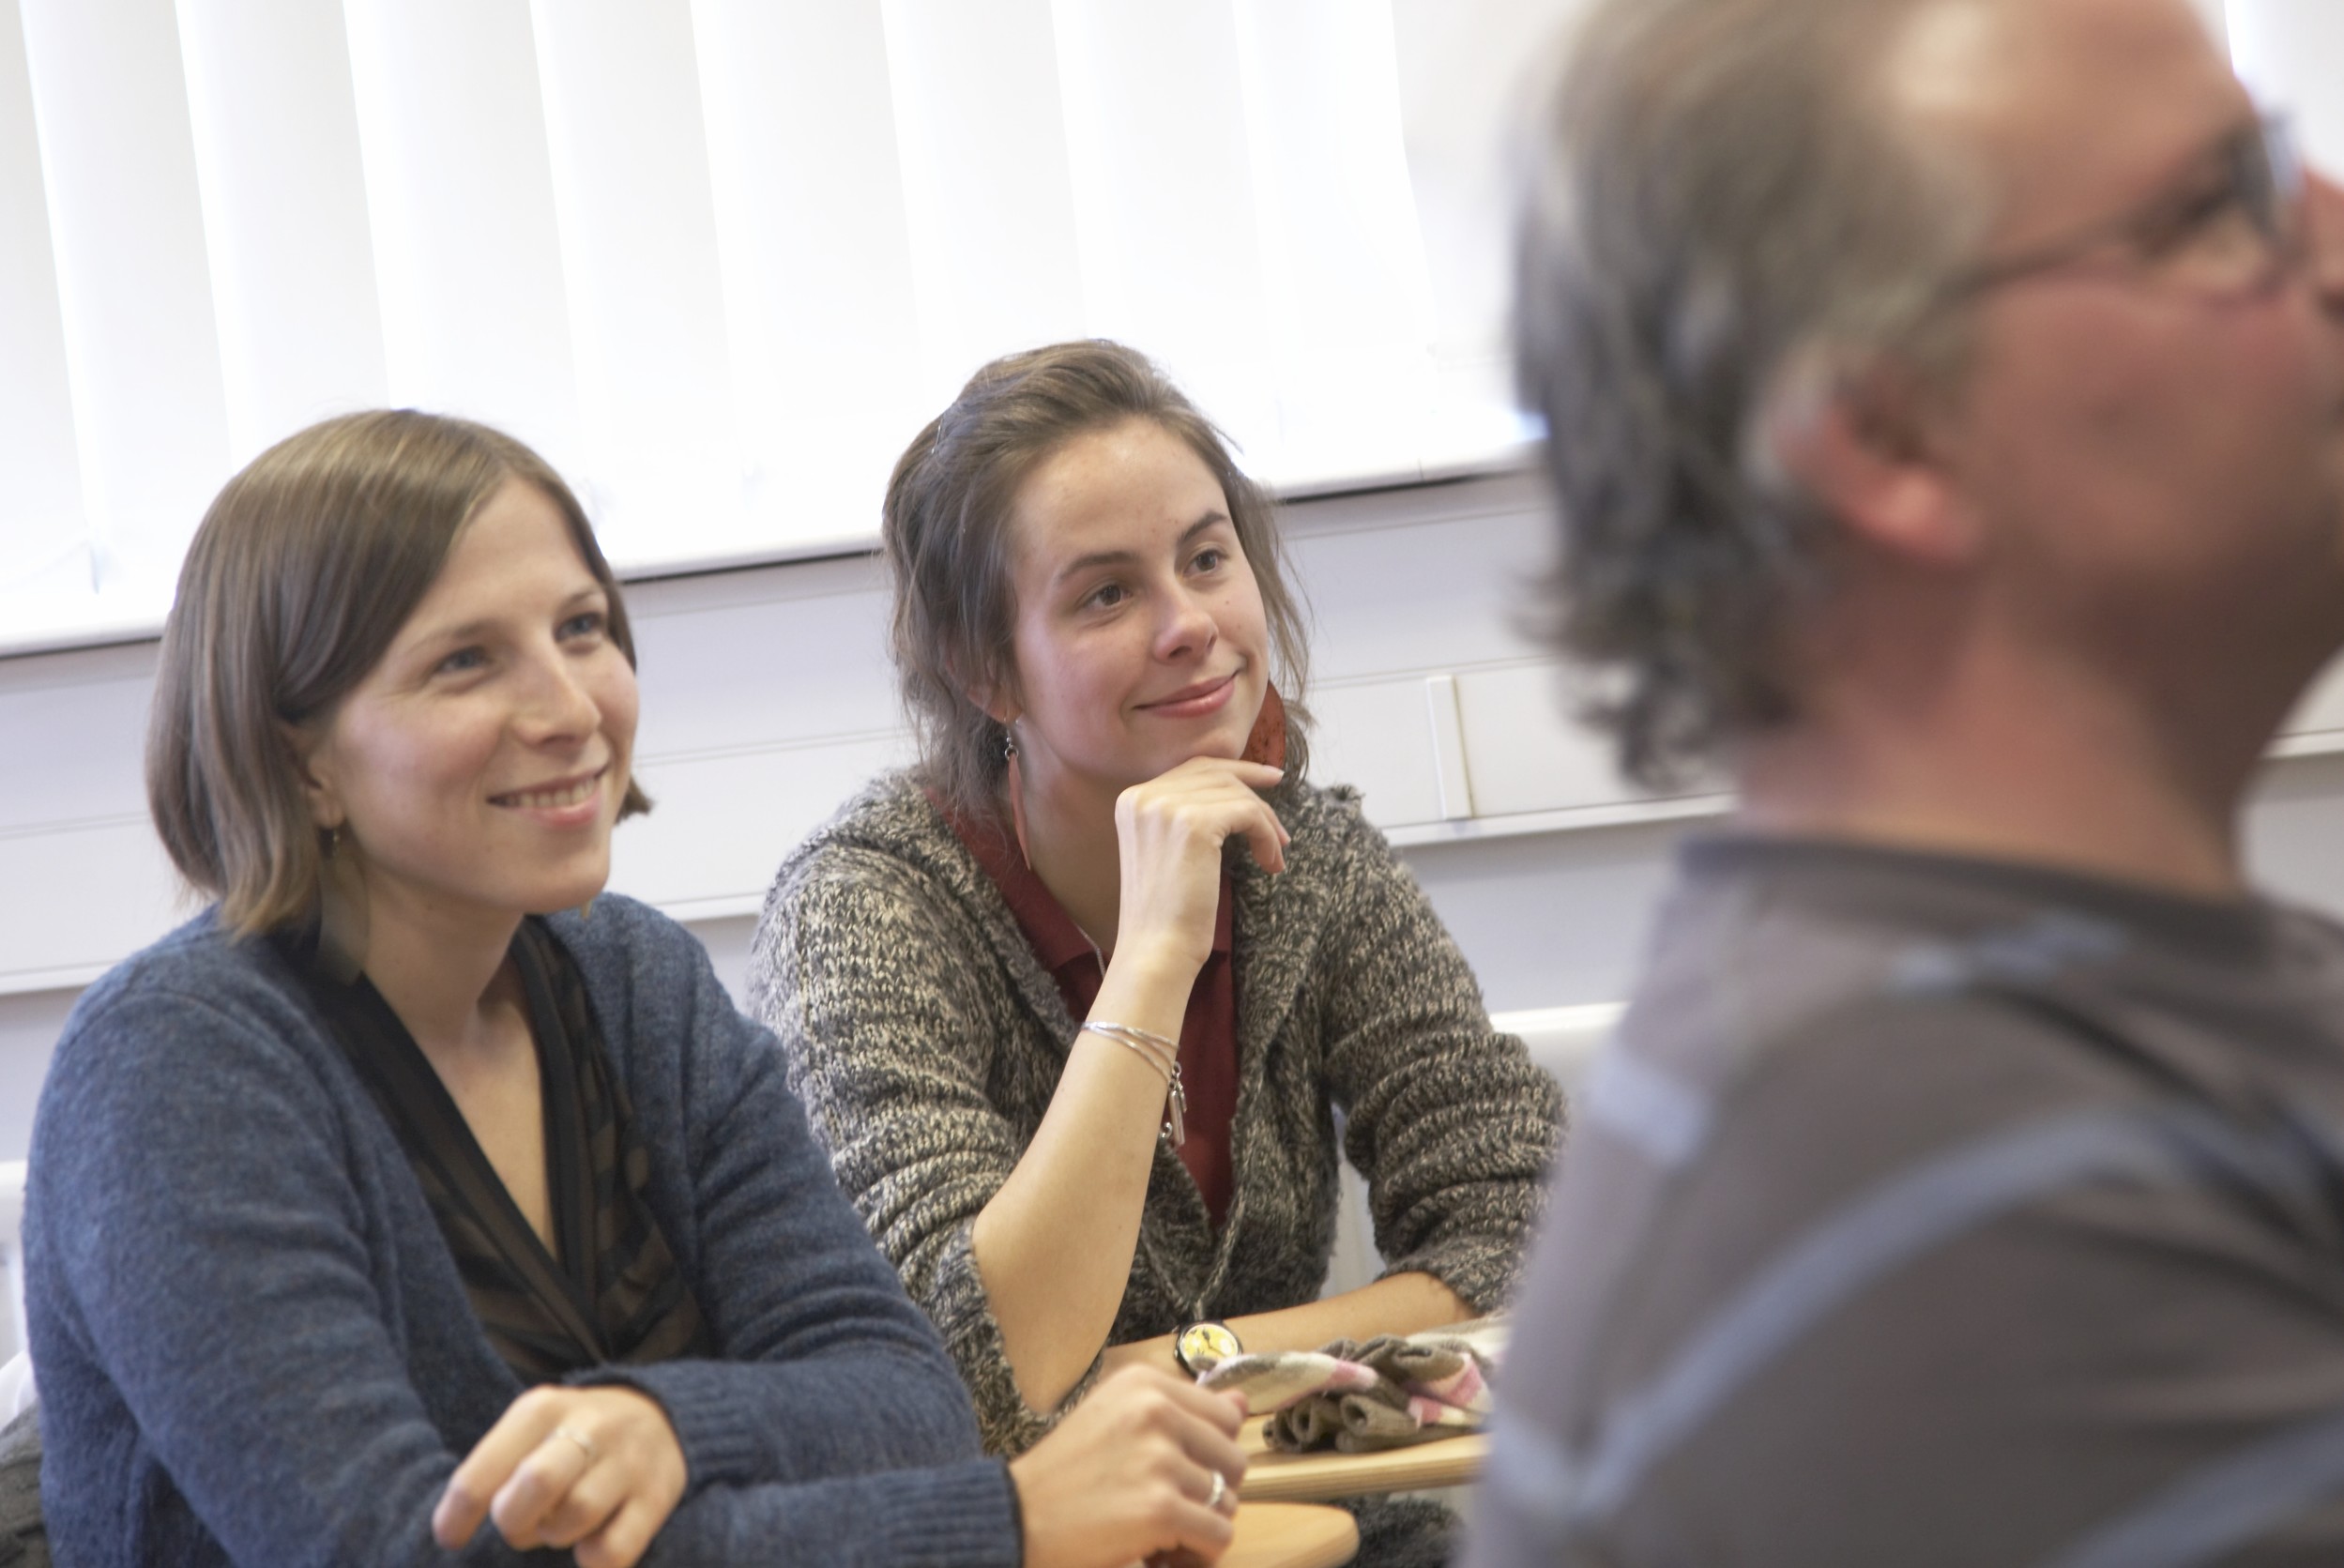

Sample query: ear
[959,661,1022,728]
[280,721,346,831]
[1768,358,1981,568]
[969,689,1020,726]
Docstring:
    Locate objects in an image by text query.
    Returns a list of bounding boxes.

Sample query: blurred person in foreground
[1471,0,2344,1562]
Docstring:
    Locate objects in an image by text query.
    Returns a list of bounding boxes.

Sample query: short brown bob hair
[147,409,650,937]
[884,340,1313,815]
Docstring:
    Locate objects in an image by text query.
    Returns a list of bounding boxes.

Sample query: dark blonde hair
[884,340,1312,814]
[147,409,650,936]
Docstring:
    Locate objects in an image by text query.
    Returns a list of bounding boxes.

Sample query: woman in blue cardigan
[23,410,1245,1568]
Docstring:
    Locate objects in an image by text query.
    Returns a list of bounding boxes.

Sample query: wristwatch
[1174,1319,1241,1378]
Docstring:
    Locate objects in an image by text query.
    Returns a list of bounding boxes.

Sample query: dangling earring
[315,824,369,984]
[1004,727,1035,871]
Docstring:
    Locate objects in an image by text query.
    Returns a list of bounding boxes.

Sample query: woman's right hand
[973,757,1285,1413]
[1009,1366,1249,1568]
[1112,756,1288,974]
[432,1383,688,1568]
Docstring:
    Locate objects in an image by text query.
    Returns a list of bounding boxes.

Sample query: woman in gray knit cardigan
[749,343,1565,1556]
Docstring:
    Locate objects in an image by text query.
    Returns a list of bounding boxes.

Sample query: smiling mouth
[1140,671,1240,709]
[490,768,605,810]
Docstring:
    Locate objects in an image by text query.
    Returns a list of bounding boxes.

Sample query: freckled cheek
[342,715,478,799]
[1025,636,1128,732]
[1070,664,1125,736]
[1213,575,1270,650]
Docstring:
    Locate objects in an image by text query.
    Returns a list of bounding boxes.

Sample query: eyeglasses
[1936,114,2306,306]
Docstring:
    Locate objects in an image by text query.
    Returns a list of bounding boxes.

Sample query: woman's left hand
[433,1383,688,1567]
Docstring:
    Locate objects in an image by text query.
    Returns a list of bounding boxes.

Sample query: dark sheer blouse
[288,918,710,1382]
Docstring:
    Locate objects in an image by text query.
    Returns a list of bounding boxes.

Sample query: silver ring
[554,1424,599,1464]
[1206,1469,1227,1513]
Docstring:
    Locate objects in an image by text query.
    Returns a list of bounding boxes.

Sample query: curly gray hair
[1514,0,1992,787]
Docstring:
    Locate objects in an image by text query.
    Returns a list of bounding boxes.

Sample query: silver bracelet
[1081,1021,1189,1149]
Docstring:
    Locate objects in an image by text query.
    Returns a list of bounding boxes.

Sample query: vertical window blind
[0,0,1562,655]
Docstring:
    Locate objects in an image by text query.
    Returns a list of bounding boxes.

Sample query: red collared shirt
[936,795,1240,1227]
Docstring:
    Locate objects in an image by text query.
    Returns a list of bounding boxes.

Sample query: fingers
[1118,766,1290,872]
[1233,806,1288,874]
[1190,1456,1240,1519]
[1144,753,1285,791]
[519,1430,635,1550]
[435,1386,684,1564]
[1107,1369,1250,1520]
[1015,1370,1253,1568]
[431,1477,490,1551]
[1164,1494,1240,1558]
[574,1498,666,1568]
[1112,763,1290,970]
[434,1388,566,1548]
[1136,1365,1249,1436]
[490,1424,612,1551]
[1135,1441,1240,1561]
[1212,759,1287,790]
[1131,754,1286,807]
[1171,1412,1249,1496]
[1148,1553,1212,1568]
[1119,764,1285,822]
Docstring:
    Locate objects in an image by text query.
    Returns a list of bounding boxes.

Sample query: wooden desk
[1236,1416,1489,1502]
[1222,1502,1360,1568]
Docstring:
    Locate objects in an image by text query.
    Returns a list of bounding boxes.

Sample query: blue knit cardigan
[26,895,1021,1568]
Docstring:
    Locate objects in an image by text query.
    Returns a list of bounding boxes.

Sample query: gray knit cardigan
[748,772,1564,1454]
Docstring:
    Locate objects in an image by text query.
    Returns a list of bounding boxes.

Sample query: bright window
[0,0,1562,655]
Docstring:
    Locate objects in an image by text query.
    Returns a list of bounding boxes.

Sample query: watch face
[1179,1320,1240,1374]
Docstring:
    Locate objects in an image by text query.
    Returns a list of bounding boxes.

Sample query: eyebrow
[1052,511,1232,586]
[2111,115,2264,221]
[1938,114,2270,302]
